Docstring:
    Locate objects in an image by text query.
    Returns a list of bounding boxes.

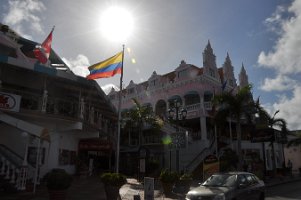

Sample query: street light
[168,99,187,172]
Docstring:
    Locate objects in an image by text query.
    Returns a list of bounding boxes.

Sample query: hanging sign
[0,92,21,112]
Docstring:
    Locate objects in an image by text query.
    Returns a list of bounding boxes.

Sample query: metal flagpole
[116,45,125,173]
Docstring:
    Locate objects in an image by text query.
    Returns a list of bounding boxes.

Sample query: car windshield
[202,174,236,187]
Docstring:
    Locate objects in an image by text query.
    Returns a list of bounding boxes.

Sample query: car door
[244,174,259,200]
[235,174,253,200]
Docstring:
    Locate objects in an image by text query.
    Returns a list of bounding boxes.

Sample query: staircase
[161,122,216,173]
[0,144,35,193]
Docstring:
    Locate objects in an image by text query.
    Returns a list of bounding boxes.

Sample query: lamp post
[168,99,187,172]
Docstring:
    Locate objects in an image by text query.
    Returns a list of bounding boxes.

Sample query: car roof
[213,171,255,176]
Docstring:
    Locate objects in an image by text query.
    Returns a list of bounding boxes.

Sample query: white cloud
[260,74,297,92]
[101,84,119,94]
[258,0,301,130]
[263,85,301,130]
[258,0,301,74]
[2,0,46,37]
[264,5,286,34]
[62,54,90,77]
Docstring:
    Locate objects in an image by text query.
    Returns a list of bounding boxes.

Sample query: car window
[202,174,236,187]
[237,175,248,185]
[245,174,254,185]
[251,175,259,184]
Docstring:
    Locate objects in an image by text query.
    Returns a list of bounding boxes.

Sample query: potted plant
[100,172,127,200]
[45,168,73,200]
[173,173,193,194]
[159,169,179,197]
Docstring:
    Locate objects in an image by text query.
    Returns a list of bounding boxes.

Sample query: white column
[41,89,48,113]
[33,138,41,194]
[80,98,85,119]
[200,97,207,141]
[0,157,5,175]
[10,165,16,184]
[5,160,10,179]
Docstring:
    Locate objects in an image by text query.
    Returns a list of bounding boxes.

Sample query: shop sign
[78,139,112,151]
[0,92,21,112]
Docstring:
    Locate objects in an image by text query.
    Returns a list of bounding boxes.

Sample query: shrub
[100,173,127,187]
[180,173,193,181]
[45,169,72,190]
[159,169,179,183]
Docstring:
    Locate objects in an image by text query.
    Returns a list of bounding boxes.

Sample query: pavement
[0,174,300,200]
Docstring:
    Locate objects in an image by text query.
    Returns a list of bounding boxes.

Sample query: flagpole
[116,44,125,173]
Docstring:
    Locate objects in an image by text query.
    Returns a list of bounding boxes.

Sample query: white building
[0,24,117,191]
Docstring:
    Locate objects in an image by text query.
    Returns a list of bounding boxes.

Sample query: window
[128,88,134,94]
[151,79,156,86]
[178,69,187,78]
[209,68,215,77]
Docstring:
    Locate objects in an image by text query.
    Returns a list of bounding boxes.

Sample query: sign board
[78,138,112,151]
[203,154,219,181]
[144,177,154,200]
[0,92,21,112]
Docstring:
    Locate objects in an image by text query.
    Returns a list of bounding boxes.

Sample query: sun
[100,6,134,42]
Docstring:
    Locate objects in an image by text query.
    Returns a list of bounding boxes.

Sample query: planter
[48,189,67,200]
[104,185,121,200]
[26,182,34,192]
[161,182,174,197]
[173,179,192,194]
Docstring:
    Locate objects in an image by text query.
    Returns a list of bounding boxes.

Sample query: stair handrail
[185,134,216,172]
[0,144,36,169]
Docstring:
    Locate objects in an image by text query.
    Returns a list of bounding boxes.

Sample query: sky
[1,0,301,130]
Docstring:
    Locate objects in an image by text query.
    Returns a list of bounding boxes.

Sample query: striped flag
[86,52,123,79]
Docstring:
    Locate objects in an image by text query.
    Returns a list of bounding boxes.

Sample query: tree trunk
[236,122,243,170]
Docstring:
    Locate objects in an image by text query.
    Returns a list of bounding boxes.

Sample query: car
[185,172,265,200]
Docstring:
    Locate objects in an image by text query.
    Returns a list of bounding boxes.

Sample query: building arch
[155,99,167,120]
[184,91,200,106]
[168,95,182,107]
[204,91,213,102]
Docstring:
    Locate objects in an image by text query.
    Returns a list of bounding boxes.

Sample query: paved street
[266,179,301,200]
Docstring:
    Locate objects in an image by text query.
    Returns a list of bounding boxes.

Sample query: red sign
[0,92,21,112]
[78,138,113,151]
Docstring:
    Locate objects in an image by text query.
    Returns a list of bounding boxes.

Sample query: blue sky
[1,0,301,130]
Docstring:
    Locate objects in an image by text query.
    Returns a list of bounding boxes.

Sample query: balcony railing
[0,87,113,132]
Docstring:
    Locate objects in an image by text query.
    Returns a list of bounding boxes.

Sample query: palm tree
[122,98,162,146]
[255,105,288,176]
[213,85,255,170]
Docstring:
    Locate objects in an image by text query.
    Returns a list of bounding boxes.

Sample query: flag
[33,27,54,64]
[221,80,227,91]
[86,52,123,79]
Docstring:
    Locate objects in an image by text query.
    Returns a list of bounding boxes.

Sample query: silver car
[186,172,265,200]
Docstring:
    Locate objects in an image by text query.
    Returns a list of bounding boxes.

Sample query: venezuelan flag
[87,52,123,79]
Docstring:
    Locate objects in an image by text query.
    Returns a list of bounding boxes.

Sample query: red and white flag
[33,27,54,64]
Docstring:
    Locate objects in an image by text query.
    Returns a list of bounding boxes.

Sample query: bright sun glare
[100,7,134,42]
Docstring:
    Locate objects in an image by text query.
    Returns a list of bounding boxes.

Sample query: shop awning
[0,111,50,141]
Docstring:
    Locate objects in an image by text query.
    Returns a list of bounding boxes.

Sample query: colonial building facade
[108,41,285,176]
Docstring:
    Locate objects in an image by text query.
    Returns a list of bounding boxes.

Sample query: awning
[0,111,50,141]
